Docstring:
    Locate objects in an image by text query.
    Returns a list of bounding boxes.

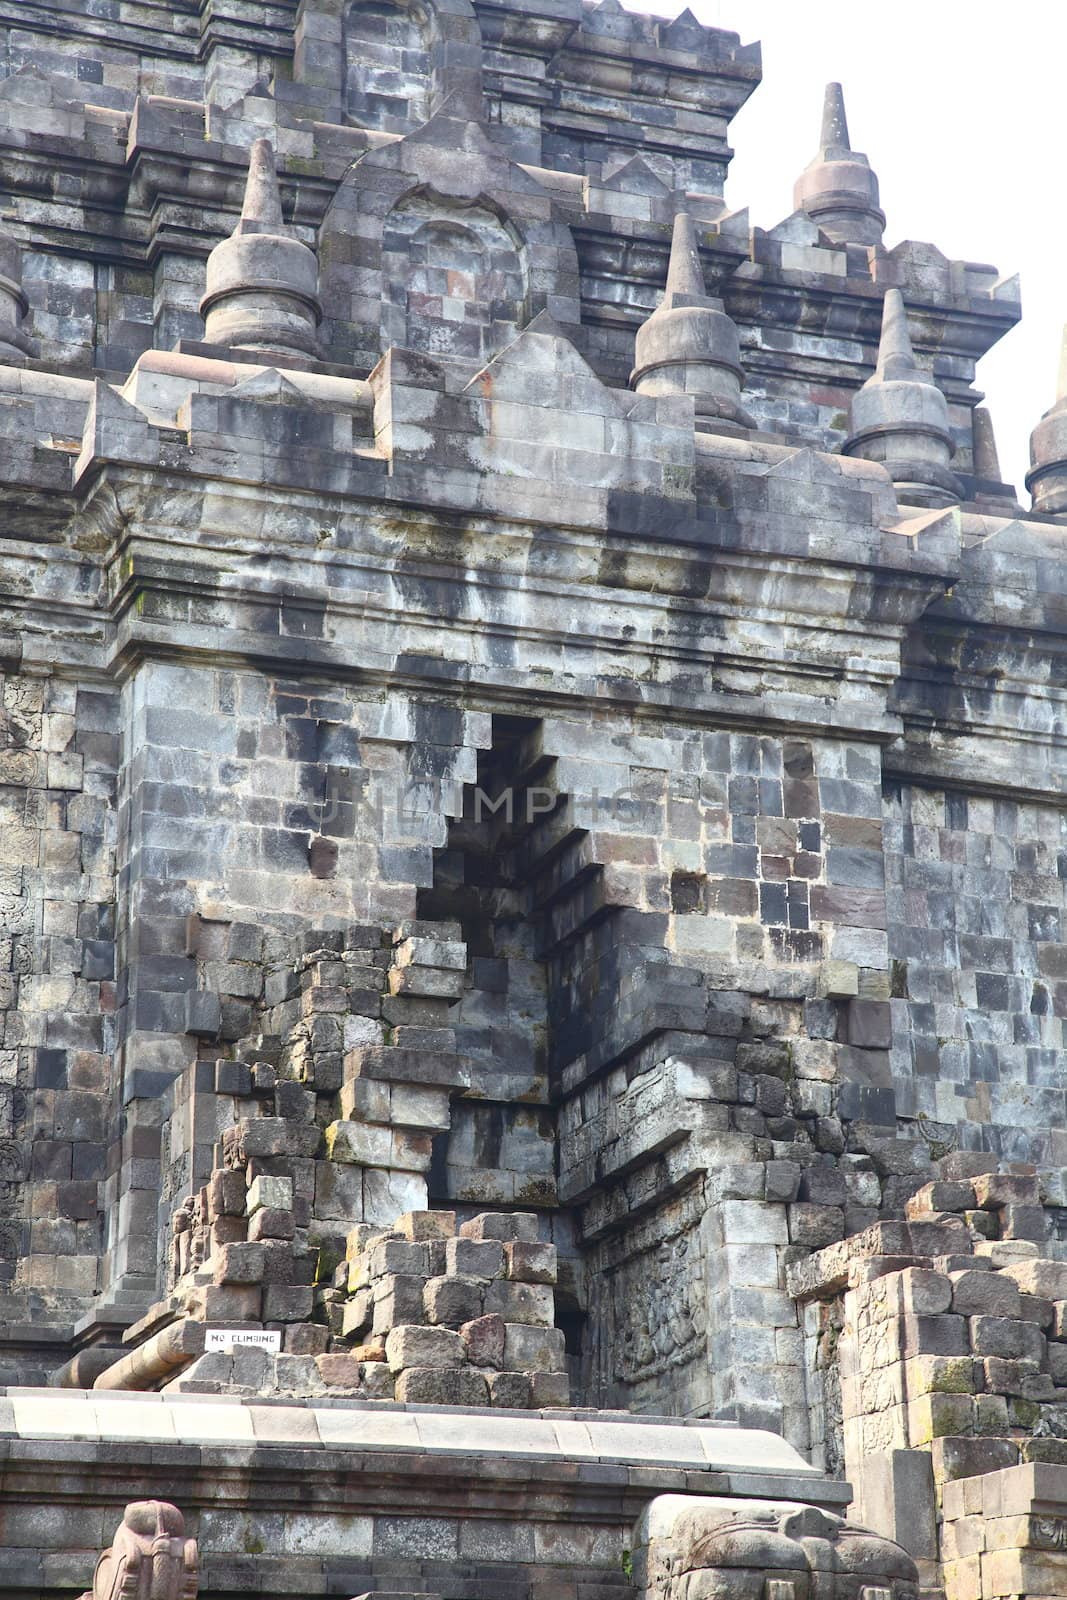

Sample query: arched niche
[381,192,529,365]
[344,0,434,132]
[317,106,581,371]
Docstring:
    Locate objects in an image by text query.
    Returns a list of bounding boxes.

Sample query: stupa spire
[820,81,850,152]
[874,288,921,381]
[199,138,321,360]
[842,289,961,508]
[794,82,885,247]
[1026,324,1067,517]
[630,210,753,432]
[664,210,707,302]
[238,137,285,234]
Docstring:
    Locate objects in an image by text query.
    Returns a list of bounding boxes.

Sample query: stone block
[900,1269,953,1316]
[385,1324,465,1372]
[502,1322,566,1373]
[197,1285,263,1321]
[908,1392,973,1445]
[209,1169,248,1217]
[971,1173,1041,1209]
[930,1435,1019,1483]
[819,960,859,997]
[326,1119,391,1167]
[905,1182,976,1218]
[858,1448,938,1561]
[484,1279,554,1327]
[424,1274,484,1328]
[285,1324,330,1355]
[529,1370,570,1407]
[1002,1259,1067,1300]
[395,1210,456,1242]
[343,1292,371,1338]
[904,1355,975,1397]
[1018,1292,1054,1327]
[395,1366,489,1405]
[460,1314,505,1369]
[445,1236,505,1280]
[306,1353,359,1391]
[969,1315,1045,1363]
[372,1273,427,1332]
[368,1239,430,1278]
[389,965,465,999]
[262,1284,313,1321]
[213,1242,265,1286]
[788,1203,844,1248]
[503,1241,557,1284]
[765,1161,802,1202]
[998,1204,1046,1242]
[209,1217,247,1252]
[798,1166,848,1206]
[488,1370,531,1407]
[459,1212,539,1243]
[247,1205,296,1243]
[902,1315,969,1357]
[949,1270,1021,1318]
[247,1174,293,1214]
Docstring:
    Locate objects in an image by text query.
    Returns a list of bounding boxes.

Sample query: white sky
[623,0,1067,497]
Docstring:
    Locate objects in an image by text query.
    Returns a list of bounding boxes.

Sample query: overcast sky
[624,0,1067,498]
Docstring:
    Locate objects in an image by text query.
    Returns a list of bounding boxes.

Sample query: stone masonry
[0,0,1066,1597]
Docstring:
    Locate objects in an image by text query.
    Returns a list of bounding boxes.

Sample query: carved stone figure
[637,1496,918,1600]
[78,1502,198,1600]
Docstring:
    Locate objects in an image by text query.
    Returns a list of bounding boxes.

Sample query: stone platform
[0,1395,842,1598]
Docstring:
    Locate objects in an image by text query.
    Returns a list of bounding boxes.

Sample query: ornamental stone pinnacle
[630,210,754,430]
[199,137,321,359]
[1027,324,1067,516]
[794,81,886,246]
[843,287,962,507]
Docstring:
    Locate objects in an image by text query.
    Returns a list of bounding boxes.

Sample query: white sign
[205,1328,281,1353]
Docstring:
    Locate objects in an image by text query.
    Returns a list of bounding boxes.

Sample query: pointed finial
[199,139,321,360]
[874,289,920,382]
[843,289,960,508]
[1027,323,1067,517]
[794,81,885,247]
[665,211,708,303]
[630,211,753,432]
[236,138,285,236]
[820,82,850,153]
[971,407,1004,485]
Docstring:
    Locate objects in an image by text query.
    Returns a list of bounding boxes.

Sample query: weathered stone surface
[78,1502,198,1600]
[0,5,1057,1595]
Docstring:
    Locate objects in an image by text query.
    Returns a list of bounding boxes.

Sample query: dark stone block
[36,1049,68,1089]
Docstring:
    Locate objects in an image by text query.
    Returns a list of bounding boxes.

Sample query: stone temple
[5,0,1067,1597]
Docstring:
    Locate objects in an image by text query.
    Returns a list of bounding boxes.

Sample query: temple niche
[381,195,528,363]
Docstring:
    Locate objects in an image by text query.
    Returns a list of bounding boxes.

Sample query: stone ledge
[0,1390,830,1481]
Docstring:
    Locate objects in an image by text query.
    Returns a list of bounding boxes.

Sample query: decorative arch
[381,188,530,365]
[318,108,581,373]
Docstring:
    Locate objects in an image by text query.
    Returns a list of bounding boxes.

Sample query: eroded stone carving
[79,1502,198,1600]
[636,1496,918,1600]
